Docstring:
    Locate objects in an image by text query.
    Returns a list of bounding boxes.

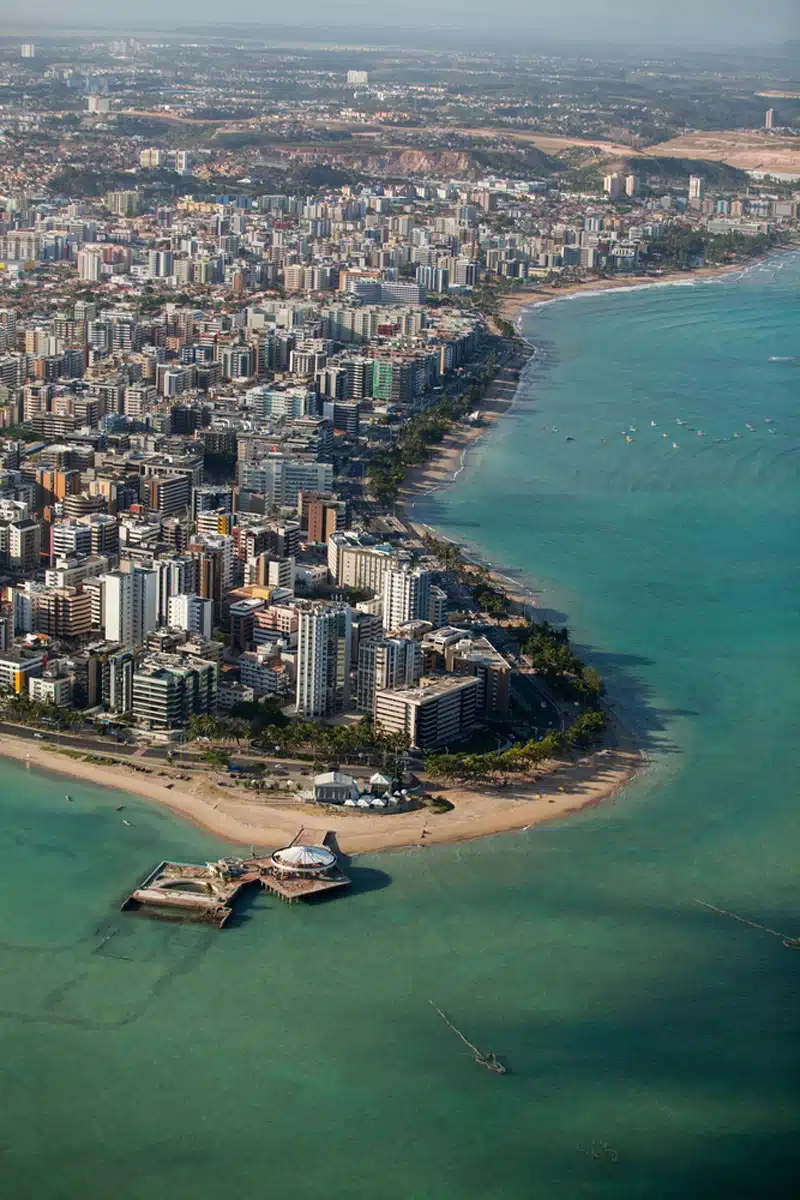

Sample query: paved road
[0,722,137,756]
[0,722,412,790]
[510,673,566,733]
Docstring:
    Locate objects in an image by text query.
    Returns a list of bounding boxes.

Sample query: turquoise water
[1,257,798,1198]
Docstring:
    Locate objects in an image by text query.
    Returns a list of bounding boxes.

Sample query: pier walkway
[122,829,350,925]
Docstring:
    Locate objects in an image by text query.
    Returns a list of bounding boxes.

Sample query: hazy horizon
[5,0,799,52]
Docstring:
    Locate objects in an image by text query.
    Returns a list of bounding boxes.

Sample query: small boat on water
[733,432,741,438]
[625,436,633,443]
[745,423,756,431]
[115,804,125,811]
[565,435,575,442]
[66,795,73,802]
[676,419,685,425]
[122,819,132,827]
[672,442,679,449]
[650,420,657,427]
[697,430,704,436]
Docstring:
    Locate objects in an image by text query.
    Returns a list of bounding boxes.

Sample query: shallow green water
[1,257,798,1198]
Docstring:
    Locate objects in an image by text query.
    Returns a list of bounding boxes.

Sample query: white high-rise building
[124,384,157,419]
[688,175,705,205]
[20,43,35,58]
[296,603,352,718]
[338,544,393,593]
[168,593,214,641]
[603,173,623,200]
[50,519,92,561]
[382,565,431,632]
[102,567,157,648]
[240,457,333,506]
[77,248,103,283]
[155,557,196,624]
[765,108,775,130]
[347,70,369,85]
[356,637,422,714]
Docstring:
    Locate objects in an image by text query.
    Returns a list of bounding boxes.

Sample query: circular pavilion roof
[271,845,336,872]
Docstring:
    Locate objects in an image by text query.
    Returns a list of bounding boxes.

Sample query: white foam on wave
[519,277,703,313]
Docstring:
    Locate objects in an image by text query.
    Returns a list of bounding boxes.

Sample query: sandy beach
[495,244,800,321]
[1,719,642,856]
[495,262,750,322]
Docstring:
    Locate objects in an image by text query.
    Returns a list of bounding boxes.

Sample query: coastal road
[0,721,138,756]
[509,673,566,733]
[0,723,411,793]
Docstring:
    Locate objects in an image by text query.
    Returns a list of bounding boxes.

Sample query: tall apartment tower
[382,565,431,632]
[168,593,214,641]
[102,567,158,648]
[688,175,705,207]
[356,637,422,714]
[765,108,775,130]
[155,556,197,625]
[603,173,624,200]
[295,603,352,718]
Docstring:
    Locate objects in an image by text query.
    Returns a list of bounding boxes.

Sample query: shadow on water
[345,864,393,896]
[224,881,270,927]
[575,648,687,757]
[325,834,392,895]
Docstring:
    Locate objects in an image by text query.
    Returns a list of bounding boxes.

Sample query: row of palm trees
[0,691,89,731]
[251,716,411,767]
[426,710,606,784]
[187,711,411,768]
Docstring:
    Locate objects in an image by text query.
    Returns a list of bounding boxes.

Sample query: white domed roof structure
[271,844,337,873]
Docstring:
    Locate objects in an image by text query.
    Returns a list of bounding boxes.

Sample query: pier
[259,830,351,903]
[121,830,350,925]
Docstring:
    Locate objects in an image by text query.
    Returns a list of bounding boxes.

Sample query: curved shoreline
[0,726,643,856]
[397,292,656,827]
[494,246,799,323]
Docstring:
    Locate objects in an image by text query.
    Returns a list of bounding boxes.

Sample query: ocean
[1,254,798,1198]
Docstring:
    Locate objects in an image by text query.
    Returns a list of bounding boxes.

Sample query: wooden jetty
[122,830,350,925]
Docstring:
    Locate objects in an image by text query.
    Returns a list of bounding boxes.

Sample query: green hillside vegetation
[632,156,750,187]
[470,145,564,178]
